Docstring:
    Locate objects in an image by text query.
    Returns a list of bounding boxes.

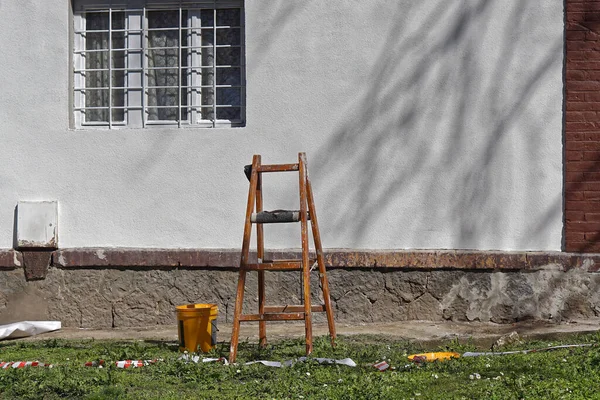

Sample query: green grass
[1,333,600,399]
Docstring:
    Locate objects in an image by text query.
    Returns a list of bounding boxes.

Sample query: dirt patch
[12,319,600,349]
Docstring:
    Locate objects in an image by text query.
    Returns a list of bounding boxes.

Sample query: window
[73,1,245,128]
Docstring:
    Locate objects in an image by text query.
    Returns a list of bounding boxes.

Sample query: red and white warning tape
[0,361,53,369]
[84,360,105,367]
[84,359,160,368]
[115,359,159,368]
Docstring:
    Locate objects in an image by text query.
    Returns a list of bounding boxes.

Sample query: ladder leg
[256,159,267,348]
[229,268,246,363]
[306,174,337,347]
[230,155,260,364]
[299,153,313,355]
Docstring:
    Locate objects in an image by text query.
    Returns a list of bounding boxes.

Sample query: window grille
[73,1,245,128]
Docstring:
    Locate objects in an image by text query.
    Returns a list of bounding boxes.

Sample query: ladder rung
[243,262,301,271]
[264,305,326,313]
[268,258,316,264]
[257,164,299,173]
[242,259,316,271]
[240,313,305,321]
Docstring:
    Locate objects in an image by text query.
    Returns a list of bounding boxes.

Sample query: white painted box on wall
[16,201,58,248]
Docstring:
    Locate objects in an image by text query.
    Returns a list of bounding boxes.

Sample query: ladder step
[240,313,305,321]
[258,164,299,173]
[264,305,326,313]
[242,259,316,271]
[251,210,310,224]
[244,164,299,181]
[244,262,301,271]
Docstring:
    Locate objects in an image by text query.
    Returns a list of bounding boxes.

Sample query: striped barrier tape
[84,359,160,368]
[84,360,105,367]
[0,361,53,369]
[115,360,159,368]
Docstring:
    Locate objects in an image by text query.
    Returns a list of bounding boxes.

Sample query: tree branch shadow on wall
[310,0,563,250]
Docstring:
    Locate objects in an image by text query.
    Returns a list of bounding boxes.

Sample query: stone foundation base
[1,248,599,328]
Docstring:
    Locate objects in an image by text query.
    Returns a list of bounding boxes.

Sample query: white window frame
[73,0,246,129]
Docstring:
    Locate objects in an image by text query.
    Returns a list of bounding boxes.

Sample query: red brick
[567,221,600,231]
[566,242,600,252]
[568,12,600,22]
[581,21,600,33]
[566,201,600,212]
[584,143,600,151]
[568,83,600,94]
[568,42,600,52]
[583,112,600,121]
[566,22,588,32]
[567,69,587,80]
[583,151,600,160]
[588,71,600,81]
[566,111,587,122]
[567,191,585,201]
[581,132,600,140]
[565,171,585,182]
[567,211,586,221]
[566,232,586,242]
[586,93,600,102]
[586,212,600,221]
[567,151,584,161]
[585,191,600,200]
[581,182,600,190]
[568,3,600,12]
[567,161,600,171]
[565,132,587,141]
[567,142,600,151]
[567,51,600,62]
[566,122,600,131]
[567,102,600,111]
[568,61,600,70]
[584,172,600,180]
[567,31,587,41]
[585,232,600,241]
[568,231,587,242]
[568,92,586,102]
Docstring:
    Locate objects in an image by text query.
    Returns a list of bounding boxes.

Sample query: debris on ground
[463,343,594,357]
[0,321,61,340]
[178,355,356,368]
[408,352,460,363]
[492,331,522,350]
[372,361,390,371]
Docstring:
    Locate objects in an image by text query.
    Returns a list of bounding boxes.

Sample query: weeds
[0,334,599,399]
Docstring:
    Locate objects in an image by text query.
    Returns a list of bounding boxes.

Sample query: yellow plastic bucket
[176,303,218,353]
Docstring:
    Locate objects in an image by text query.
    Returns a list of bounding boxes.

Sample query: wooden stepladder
[229,152,336,363]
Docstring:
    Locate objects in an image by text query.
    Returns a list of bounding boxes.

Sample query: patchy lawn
[0,333,599,399]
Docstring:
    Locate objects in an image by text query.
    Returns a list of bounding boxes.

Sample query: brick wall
[566,0,600,252]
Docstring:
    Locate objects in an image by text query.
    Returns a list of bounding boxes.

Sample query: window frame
[73,0,246,129]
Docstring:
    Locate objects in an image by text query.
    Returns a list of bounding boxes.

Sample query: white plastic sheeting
[0,321,61,340]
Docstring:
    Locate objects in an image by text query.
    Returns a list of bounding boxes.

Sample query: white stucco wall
[0,0,563,251]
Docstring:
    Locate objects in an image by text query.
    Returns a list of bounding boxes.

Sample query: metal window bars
[73,2,245,129]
